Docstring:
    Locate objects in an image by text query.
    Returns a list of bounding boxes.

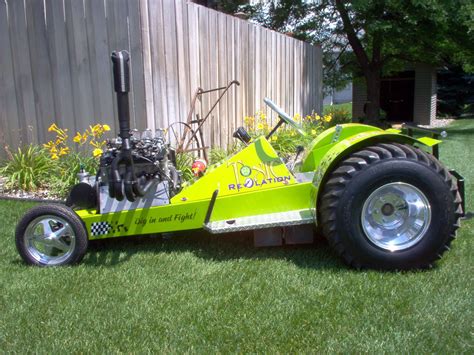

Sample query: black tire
[15,204,88,266]
[319,143,462,270]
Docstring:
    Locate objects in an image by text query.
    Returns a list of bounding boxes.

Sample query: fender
[300,123,441,216]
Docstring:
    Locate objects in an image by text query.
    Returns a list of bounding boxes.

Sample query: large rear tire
[319,143,462,270]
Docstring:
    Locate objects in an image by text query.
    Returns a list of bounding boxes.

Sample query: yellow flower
[73,132,82,143]
[257,123,264,130]
[324,114,332,122]
[51,153,59,160]
[92,148,103,157]
[293,113,301,122]
[271,135,278,141]
[103,124,111,131]
[58,147,69,156]
[311,129,317,135]
[314,114,321,121]
[48,123,59,132]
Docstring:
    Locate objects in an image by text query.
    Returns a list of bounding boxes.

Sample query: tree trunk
[363,69,382,125]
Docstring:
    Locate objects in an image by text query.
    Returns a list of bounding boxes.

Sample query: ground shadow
[463,211,474,220]
[81,230,348,271]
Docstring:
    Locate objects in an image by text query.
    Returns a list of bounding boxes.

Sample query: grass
[323,102,353,114]
[1,120,473,353]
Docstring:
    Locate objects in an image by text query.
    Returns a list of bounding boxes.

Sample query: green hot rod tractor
[15,51,465,270]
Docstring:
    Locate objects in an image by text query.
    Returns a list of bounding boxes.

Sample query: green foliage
[47,153,98,198]
[0,145,50,191]
[176,152,194,183]
[208,144,242,165]
[243,0,474,122]
[437,66,474,118]
[209,147,229,165]
[323,105,352,125]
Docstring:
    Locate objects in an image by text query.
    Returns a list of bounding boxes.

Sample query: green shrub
[0,145,50,191]
[176,152,194,183]
[47,152,98,198]
[322,106,352,125]
[209,147,228,165]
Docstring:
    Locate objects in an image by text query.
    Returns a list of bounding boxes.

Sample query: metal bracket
[402,123,446,158]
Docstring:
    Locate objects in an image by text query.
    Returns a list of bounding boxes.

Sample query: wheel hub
[24,215,76,265]
[361,182,431,252]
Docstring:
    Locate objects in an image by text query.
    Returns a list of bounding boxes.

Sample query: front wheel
[319,143,462,270]
[15,204,88,266]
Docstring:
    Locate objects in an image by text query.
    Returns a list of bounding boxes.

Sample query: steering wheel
[264,98,306,136]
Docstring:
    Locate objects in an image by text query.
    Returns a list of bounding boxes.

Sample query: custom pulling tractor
[15,51,465,270]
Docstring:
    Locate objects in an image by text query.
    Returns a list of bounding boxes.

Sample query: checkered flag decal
[91,222,112,236]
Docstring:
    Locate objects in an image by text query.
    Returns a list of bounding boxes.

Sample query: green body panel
[77,123,437,239]
[301,124,383,172]
[171,136,296,203]
[78,182,313,240]
[77,201,210,240]
[300,124,433,216]
[210,182,314,221]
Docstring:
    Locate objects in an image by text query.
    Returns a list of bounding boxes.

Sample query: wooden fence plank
[162,0,179,132]
[147,0,168,131]
[8,0,37,144]
[175,0,190,131]
[25,0,55,143]
[45,0,75,132]
[207,9,218,147]
[233,19,242,129]
[128,0,146,130]
[85,0,116,132]
[139,0,155,131]
[226,15,236,137]
[197,5,210,146]
[65,0,94,133]
[0,1,20,150]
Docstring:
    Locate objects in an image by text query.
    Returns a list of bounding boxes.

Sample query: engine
[66,50,182,213]
[100,129,180,195]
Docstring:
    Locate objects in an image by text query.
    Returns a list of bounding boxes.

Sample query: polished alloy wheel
[361,182,431,252]
[24,215,76,265]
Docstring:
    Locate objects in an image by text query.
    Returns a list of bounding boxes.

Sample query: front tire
[319,143,462,270]
[16,204,88,266]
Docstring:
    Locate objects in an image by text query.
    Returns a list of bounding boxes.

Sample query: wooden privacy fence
[0,0,322,156]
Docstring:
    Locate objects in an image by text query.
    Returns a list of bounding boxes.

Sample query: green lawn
[323,101,353,114]
[1,120,473,353]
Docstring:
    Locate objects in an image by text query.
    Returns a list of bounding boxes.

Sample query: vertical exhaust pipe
[109,50,133,201]
[109,50,157,202]
[111,51,131,142]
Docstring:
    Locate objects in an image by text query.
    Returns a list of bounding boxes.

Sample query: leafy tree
[232,0,474,123]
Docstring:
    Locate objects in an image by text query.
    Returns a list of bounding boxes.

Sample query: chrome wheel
[361,182,431,252]
[24,215,76,266]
